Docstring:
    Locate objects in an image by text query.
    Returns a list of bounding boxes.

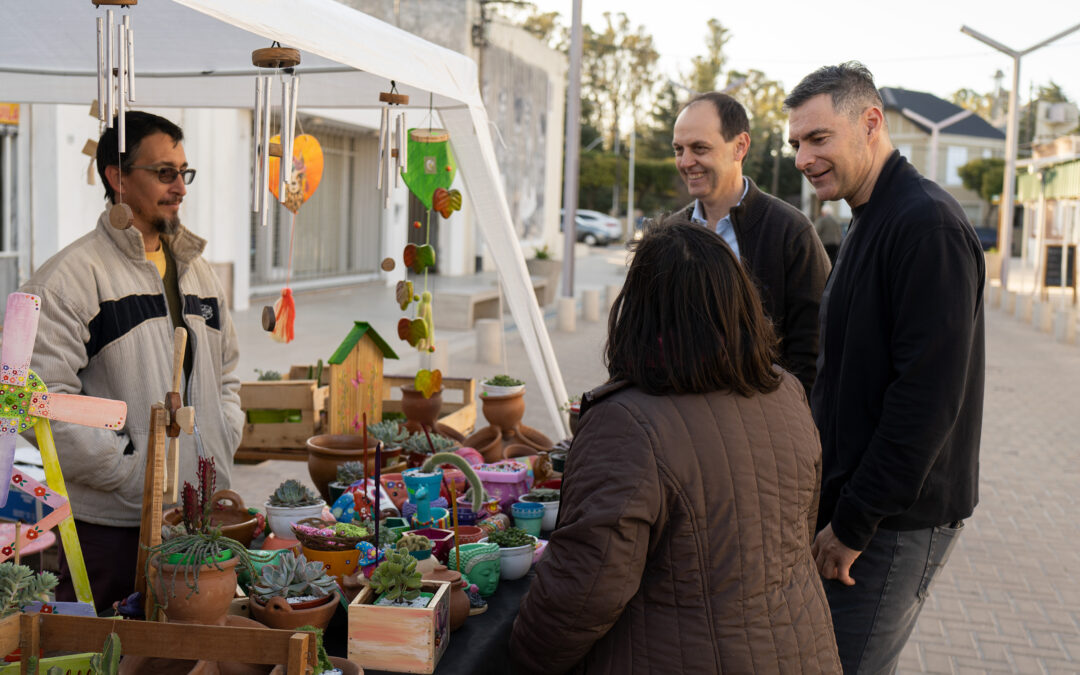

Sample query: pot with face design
[447,542,501,597]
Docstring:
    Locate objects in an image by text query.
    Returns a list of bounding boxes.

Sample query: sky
[526,0,1080,106]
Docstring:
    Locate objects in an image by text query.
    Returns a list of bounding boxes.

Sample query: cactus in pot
[264,479,326,540]
[249,550,340,630]
[370,548,428,607]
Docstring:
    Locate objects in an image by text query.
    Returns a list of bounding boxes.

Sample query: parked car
[974,226,998,251]
[559,209,622,246]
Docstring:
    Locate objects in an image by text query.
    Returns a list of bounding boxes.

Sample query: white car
[575,209,623,243]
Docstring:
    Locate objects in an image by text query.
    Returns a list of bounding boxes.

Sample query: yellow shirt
[146,246,166,279]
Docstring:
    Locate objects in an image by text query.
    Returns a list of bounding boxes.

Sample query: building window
[946,146,968,186]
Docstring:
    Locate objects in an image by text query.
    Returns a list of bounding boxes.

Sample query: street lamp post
[560,0,584,299]
[960,22,1080,289]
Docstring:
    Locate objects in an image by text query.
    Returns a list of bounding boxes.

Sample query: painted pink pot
[476,461,532,513]
[407,527,455,564]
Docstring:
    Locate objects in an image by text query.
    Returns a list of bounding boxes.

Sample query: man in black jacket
[786,62,985,673]
[664,93,830,396]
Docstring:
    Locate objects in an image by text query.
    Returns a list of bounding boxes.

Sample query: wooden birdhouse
[327,322,398,435]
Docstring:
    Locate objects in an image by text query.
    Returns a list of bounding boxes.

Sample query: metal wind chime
[378,82,409,209]
[93,0,138,230]
[251,43,301,229]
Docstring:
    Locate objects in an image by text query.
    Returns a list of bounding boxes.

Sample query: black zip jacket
[664,179,831,396]
[812,151,985,550]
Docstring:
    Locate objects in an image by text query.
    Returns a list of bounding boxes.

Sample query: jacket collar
[855,150,909,220]
[97,209,206,264]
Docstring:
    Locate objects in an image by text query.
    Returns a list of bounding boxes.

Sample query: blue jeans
[826,522,963,674]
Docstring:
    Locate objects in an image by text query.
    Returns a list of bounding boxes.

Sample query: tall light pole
[560,0,584,299]
[960,22,1080,289]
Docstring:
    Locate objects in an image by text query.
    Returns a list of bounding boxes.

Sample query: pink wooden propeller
[0,293,128,506]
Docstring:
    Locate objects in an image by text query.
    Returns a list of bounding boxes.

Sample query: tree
[1019,80,1075,152]
[727,69,802,200]
[687,19,730,95]
[639,81,682,159]
[950,88,995,120]
[957,157,1005,226]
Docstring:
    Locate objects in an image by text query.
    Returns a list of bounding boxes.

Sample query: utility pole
[626,120,636,239]
[560,0,584,299]
[960,22,1080,289]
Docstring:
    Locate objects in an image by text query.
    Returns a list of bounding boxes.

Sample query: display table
[324,573,534,675]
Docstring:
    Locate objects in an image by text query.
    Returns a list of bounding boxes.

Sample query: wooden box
[347,580,450,674]
[382,375,476,437]
[235,379,329,462]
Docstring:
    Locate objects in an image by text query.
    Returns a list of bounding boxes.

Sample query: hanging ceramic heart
[268,134,324,214]
[397,317,428,347]
[396,280,417,311]
[432,188,463,219]
[403,243,436,274]
[414,369,443,399]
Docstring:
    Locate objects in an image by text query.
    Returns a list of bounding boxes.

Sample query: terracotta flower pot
[249,593,337,631]
[423,564,470,632]
[401,385,443,432]
[270,656,360,675]
[153,555,240,625]
[306,434,386,503]
[463,425,504,463]
[480,390,525,434]
[162,490,259,548]
[454,525,486,545]
[503,443,537,460]
[515,424,554,452]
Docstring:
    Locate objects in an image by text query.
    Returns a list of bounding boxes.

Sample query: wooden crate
[234,379,329,462]
[382,375,476,437]
[347,581,450,674]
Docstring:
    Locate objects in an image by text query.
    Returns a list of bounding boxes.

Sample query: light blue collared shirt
[690,177,749,259]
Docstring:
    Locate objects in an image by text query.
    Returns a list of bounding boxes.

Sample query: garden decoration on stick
[251,43,324,343]
[0,293,128,608]
[91,0,138,230]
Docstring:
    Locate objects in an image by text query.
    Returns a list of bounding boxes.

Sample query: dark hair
[681,92,749,141]
[783,61,883,119]
[605,223,781,397]
[97,111,184,202]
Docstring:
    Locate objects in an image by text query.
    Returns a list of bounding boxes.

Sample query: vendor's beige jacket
[20,211,243,527]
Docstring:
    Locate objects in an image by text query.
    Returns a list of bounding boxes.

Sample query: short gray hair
[784,61,882,119]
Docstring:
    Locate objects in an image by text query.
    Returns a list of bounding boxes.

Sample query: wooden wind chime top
[252,47,301,70]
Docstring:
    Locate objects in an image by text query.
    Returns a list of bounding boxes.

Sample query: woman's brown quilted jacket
[510,373,841,674]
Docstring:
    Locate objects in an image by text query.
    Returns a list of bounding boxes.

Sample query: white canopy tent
[1,0,570,436]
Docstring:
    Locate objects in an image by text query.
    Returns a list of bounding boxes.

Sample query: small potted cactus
[264,479,326,539]
[328,460,366,505]
[249,550,340,631]
[480,374,525,397]
[367,420,410,450]
[396,532,434,561]
[518,486,560,531]
[370,548,431,608]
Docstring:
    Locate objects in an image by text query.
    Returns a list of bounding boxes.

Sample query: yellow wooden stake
[34,419,94,607]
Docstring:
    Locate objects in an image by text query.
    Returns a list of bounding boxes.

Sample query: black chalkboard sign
[1044,244,1076,288]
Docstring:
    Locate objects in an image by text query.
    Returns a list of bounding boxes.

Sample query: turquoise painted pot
[402,467,444,505]
[237,548,290,592]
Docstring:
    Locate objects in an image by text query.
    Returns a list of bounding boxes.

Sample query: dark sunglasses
[128,165,196,185]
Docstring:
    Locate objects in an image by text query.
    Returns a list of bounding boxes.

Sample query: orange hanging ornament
[271,287,296,343]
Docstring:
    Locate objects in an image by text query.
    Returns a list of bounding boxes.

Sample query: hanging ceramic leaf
[400,128,456,209]
[397,317,428,348]
[432,188,463,219]
[396,280,417,311]
[268,134,324,214]
[414,369,443,399]
[403,243,436,274]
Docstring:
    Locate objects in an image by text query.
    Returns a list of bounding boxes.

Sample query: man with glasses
[20,111,243,613]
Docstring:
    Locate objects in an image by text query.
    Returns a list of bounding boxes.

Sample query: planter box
[383,376,476,437]
[347,580,450,674]
[235,378,329,462]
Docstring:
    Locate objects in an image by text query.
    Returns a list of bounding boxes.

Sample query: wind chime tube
[96,18,105,121]
[117,23,127,153]
[397,112,407,184]
[124,15,135,103]
[279,77,289,203]
[377,106,388,191]
[105,10,114,128]
[383,112,393,209]
[393,114,402,188]
[252,76,264,214]
[260,76,272,227]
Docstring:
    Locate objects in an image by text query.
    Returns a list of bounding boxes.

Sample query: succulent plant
[254,368,283,381]
[0,562,58,618]
[396,533,433,552]
[484,374,524,387]
[401,431,457,455]
[335,461,366,486]
[250,551,339,602]
[367,420,410,446]
[488,527,534,548]
[268,479,322,507]
[370,548,424,604]
[525,487,560,502]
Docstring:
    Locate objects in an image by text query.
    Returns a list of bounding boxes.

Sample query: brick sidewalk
[897,306,1080,674]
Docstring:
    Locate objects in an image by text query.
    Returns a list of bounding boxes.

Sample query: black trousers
[56,519,142,615]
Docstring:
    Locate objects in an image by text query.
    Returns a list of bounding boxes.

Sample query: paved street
[231,254,1080,673]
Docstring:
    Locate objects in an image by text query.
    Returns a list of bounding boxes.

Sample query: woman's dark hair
[97,111,184,203]
[605,223,782,397]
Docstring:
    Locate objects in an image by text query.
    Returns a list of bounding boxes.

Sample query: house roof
[329,322,399,364]
[880,87,1005,140]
